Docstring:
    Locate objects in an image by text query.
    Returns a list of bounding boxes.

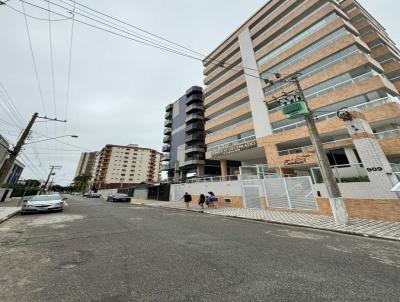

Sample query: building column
[197,165,205,177]
[238,28,272,138]
[220,159,228,180]
[342,108,399,199]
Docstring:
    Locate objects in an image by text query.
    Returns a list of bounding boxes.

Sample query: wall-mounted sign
[211,140,257,156]
[283,154,312,166]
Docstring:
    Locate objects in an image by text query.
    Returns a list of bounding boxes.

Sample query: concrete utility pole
[41,165,61,194]
[266,73,348,225]
[0,112,38,184]
[292,76,348,225]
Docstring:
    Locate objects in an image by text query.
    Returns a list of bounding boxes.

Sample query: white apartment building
[92,144,161,189]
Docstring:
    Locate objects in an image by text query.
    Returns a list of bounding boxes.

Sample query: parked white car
[21,194,67,214]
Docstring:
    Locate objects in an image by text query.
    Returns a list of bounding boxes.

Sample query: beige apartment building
[92,144,161,189]
[74,152,98,178]
[203,0,400,178]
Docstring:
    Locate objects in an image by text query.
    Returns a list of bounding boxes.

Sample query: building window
[327,149,349,166]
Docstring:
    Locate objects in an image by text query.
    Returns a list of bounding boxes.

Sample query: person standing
[183,192,192,208]
[198,194,206,209]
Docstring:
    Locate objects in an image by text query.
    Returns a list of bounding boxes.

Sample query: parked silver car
[21,194,66,213]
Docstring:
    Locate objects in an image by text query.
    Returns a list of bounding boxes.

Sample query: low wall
[190,194,244,208]
[314,182,399,200]
[172,181,400,221]
[305,198,400,222]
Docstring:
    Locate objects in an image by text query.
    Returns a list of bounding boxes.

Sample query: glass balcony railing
[272,96,399,134]
[311,163,370,184]
[375,129,400,139]
[207,117,253,136]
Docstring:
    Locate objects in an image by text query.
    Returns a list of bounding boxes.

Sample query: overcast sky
[0,0,399,185]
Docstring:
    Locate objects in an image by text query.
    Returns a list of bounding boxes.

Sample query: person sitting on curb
[183,192,192,208]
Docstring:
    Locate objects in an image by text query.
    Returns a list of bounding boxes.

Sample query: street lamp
[25,135,79,145]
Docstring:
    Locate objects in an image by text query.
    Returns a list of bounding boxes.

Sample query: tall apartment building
[92,144,161,189]
[74,152,98,178]
[161,86,237,181]
[203,0,400,177]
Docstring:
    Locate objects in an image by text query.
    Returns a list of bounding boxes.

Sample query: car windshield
[115,194,128,197]
[30,195,61,201]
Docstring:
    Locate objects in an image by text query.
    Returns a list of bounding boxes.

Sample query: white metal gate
[262,176,317,210]
[240,166,266,208]
[171,184,186,202]
[241,179,262,208]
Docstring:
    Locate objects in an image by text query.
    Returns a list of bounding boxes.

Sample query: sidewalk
[0,199,21,224]
[133,199,400,241]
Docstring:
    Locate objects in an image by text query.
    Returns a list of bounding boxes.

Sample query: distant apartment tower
[74,152,97,178]
[92,144,161,189]
[161,86,225,181]
[202,0,400,176]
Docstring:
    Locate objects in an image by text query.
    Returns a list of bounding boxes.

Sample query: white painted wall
[171,181,242,201]
[314,182,399,199]
[238,28,272,138]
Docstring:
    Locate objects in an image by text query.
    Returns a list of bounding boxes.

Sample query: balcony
[183,154,205,166]
[161,163,170,171]
[165,111,172,119]
[185,145,206,154]
[186,94,203,106]
[164,127,172,135]
[185,133,205,143]
[165,103,173,112]
[186,86,202,96]
[272,96,399,134]
[185,113,204,123]
[186,103,204,114]
[163,135,172,143]
[375,128,400,139]
[162,145,171,152]
[164,119,172,127]
[185,122,204,133]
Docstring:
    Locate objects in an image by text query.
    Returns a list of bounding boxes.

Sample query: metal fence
[261,176,317,210]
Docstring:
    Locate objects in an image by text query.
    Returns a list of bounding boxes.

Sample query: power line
[21,0,270,82]
[5,2,70,21]
[51,0,265,78]
[47,1,60,167]
[0,81,25,126]
[47,1,57,118]
[20,1,47,116]
[61,0,264,74]
[64,0,75,125]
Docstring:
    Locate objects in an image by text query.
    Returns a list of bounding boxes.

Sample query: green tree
[73,174,92,193]
[25,179,41,187]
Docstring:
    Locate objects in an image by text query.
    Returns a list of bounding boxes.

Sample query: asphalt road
[0,196,399,302]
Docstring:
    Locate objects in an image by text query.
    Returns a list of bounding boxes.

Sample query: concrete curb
[203,212,400,242]
[135,203,400,242]
[0,208,20,224]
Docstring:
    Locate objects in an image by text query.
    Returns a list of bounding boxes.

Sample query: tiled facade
[92,144,161,189]
[203,0,400,177]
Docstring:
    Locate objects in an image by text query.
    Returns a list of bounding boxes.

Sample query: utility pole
[266,73,348,225]
[0,113,67,186]
[0,112,38,184]
[41,165,61,194]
